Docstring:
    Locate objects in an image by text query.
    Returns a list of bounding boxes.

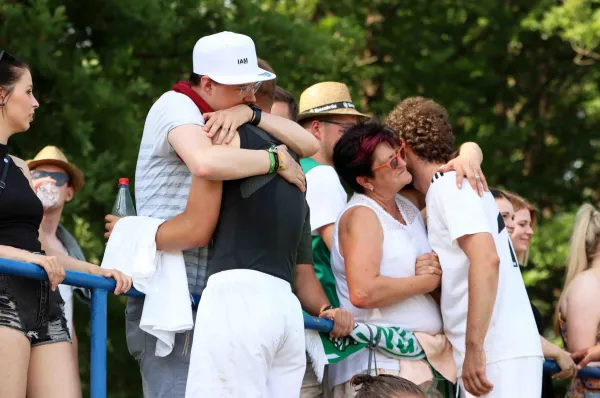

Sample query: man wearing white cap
[118,31,319,398]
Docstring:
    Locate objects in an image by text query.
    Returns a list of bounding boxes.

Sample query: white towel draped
[101,216,193,357]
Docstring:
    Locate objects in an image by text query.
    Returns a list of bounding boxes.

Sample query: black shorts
[0,272,71,346]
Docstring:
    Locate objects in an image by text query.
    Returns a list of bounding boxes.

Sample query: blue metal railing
[0,257,599,398]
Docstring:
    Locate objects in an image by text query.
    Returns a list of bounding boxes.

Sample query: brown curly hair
[386,97,455,163]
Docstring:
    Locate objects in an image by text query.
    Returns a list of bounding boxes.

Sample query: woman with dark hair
[328,120,465,397]
[352,374,426,398]
[0,50,132,397]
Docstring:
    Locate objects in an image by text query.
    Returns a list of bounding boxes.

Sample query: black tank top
[207,124,309,285]
[0,143,43,252]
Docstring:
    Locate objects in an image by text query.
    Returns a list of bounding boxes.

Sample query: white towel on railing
[101,216,193,357]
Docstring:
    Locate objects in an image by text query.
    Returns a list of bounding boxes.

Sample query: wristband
[267,150,276,174]
[276,151,284,171]
[273,148,280,171]
[248,104,262,126]
[268,145,281,173]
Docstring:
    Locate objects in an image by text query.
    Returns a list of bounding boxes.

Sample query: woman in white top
[328,120,463,397]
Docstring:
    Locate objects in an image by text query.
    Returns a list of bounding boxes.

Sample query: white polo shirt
[425,171,542,376]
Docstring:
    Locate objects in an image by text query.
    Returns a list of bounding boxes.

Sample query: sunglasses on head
[372,141,406,172]
[0,50,16,63]
[31,170,70,187]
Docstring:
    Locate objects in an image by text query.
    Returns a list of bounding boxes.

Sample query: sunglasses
[236,81,262,97]
[318,119,355,131]
[372,141,406,172]
[0,50,16,63]
[31,170,70,187]
[202,76,262,97]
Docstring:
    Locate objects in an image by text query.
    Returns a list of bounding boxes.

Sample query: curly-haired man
[387,97,543,398]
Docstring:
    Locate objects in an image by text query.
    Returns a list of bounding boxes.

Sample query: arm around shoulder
[168,124,270,180]
[258,113,319,158]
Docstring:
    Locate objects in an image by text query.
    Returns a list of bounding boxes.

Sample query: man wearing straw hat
[27,145,87,392]
[296,82,367,398]
[298,82,367,315]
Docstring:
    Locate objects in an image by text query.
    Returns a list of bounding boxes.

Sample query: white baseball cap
[192,31,276,85]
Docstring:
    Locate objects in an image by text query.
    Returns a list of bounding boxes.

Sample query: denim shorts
[0,272,71,346]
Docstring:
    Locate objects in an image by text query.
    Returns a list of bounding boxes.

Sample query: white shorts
[185,269,306,398]
[459,356,543,398]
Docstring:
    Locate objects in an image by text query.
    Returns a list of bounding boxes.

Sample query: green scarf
[305,322,425,382]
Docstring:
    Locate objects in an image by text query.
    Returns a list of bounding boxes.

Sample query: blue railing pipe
[1,257,599,398]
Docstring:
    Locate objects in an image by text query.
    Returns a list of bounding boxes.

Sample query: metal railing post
[90,288,108,398]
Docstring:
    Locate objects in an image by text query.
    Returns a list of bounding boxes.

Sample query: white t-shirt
[305,165,347,235]
[135,91,208,294]
[425,171,542,376]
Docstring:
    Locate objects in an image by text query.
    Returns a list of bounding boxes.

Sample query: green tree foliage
[1,0,598,395]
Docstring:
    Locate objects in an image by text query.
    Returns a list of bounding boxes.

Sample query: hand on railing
[551,347,579,380]
[572,345,600,369]
[91,267,132,295]
[27,252,65,291]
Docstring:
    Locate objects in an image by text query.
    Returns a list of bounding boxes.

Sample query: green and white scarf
[305,322,426,383]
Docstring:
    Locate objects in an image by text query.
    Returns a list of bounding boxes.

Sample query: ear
[310,120,324,140]
[65,186,74,202]
[405,147,418,166]
[356,175,374,192]
[200,76,215,95]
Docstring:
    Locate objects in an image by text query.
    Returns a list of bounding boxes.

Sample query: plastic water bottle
[111,178,137,217]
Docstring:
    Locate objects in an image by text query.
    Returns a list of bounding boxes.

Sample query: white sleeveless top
[329,193,443,386]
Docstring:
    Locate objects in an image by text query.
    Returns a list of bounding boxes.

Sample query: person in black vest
[103,32,354,397]
[0,50,131,398]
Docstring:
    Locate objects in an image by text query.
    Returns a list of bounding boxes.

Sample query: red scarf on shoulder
[170,81,214,161]
[171,81,214,113]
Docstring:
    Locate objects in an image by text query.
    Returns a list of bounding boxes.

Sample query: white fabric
[102,216,193,357]
[186,269,305,398]
[458,357,543,398]
[305,165,347,235]
[193,32,276,85]
[329,193,443,387]
[135,90,208,294]
[58,284,74,337]
[426,171,542,376]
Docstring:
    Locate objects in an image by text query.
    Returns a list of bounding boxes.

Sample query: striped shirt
[135,91,207,295]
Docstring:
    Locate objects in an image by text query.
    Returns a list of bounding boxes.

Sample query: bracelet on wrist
[267,150,276,174]
[248,104,262,126]
[273,149,280,171]
[276,151,284,171]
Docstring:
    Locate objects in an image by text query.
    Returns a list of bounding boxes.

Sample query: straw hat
[297,82,368,122]
[27,146,85,192]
